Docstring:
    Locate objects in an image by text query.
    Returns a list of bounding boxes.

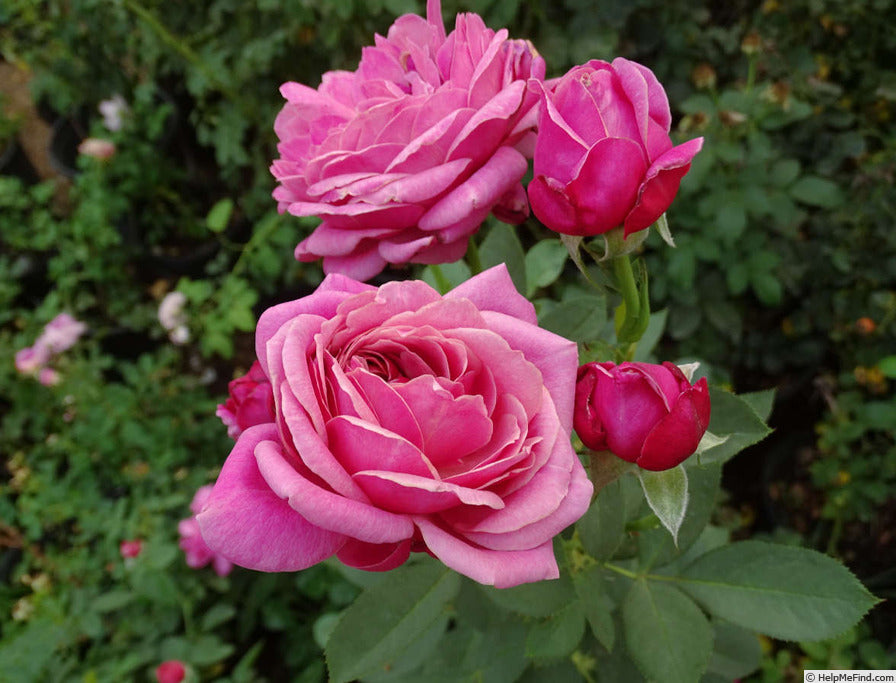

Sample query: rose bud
[528,58,703,238]
[574,361,711,471]
[215,361,276,439]
[119,539,143,559]
[154,660,186,683]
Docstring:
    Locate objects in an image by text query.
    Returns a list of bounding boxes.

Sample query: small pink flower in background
[98,94,129,132]
[198,265,592,588]
[38,313,88,354]
[77,137,116,159]
[15,346,51,375]
[215,361,276,439]
[178,486,233,576]
[38,367,60,387]
[14,313,87,383]
[154,660,186,683]
[119,539,143,559]
[574,361,711,471]
[528,58,703,237]
[272,0,545,280]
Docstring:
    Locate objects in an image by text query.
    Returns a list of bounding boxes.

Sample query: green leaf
[638,463,722,569]
[698,388,772,465]
[206,198,234,233]
[638,465,689,545]
[539,294,607,342]
[92,589,135,613]
[421,261,471,294]
[655,213,675,247]
[479,222,527,294]
[706,620,762,680]
[789,176,844,208]
[326,559,461,683]
[573,565,615,652]
[525,600,587,659]
[740,389,775,421]
[622,581,713,683]
[769,159,801,186]
[480,572,575,618]
[877,355,896,379]
[578,477,628,561]
[524,239,568,296]
[678,541,879,641]
[200,603,237,631]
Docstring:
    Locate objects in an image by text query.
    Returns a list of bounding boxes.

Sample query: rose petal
[353,470,504,514]
[337,538,412,571]
[638,378,711,471]
[254,439,416,543]
[414,518,559,588]
[197,424,345,571]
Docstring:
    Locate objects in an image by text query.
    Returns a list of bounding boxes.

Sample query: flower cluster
[14,313,87,386]
[189,1,709,589]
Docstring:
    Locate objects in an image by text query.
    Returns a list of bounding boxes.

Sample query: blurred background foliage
[1,0,894,679]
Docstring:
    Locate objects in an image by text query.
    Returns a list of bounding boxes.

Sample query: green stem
[613,253,641,342]
[429,263,451,294]
[466,238,483,275]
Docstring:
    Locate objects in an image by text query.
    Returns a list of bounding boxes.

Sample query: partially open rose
[198,266,592,587]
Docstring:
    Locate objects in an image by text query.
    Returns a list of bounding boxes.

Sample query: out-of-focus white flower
[169,325,190,346]
[158,291,188,332]
[98,94,129,132]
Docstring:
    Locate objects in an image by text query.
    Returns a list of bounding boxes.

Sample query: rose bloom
[198,266,592,587]
[528,58,703,237]
[14,345,51,375]
[119,539,143,559]
[216,361,276,439]
[154,660,186,683]
[36,313,88,355]
[574,361,711,471]
[271,0,544,280]
[178,486,233,576]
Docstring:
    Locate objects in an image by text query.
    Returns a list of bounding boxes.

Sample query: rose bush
[528,58,703,237]
[271,0,544,280]
[574,361,711,471]
[215,361,276,439]
[198,265,592,587]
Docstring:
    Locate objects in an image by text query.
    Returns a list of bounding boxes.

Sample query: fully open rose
[271,0,544,280]
[197,266,592,587]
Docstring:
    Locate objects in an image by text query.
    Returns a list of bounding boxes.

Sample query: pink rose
[528,58,703,237]
[154,660,186,683]
[574,361,711,471]
[119,539,143,559]
[15,345,51,375]
[178,486,233,576]
[271,0,545,280]
[36,313,87,355]
[215,361,277,439]
[198,265,592,588]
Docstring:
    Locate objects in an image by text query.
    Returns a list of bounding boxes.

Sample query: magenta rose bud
[528,58,703,237]
[119,539,142,559]
[271,0,545,280]
[216,361,277,439]
[178,486,233,576]
[154,660,186,683]
[198,265,592,588]
[574,361,711,471]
